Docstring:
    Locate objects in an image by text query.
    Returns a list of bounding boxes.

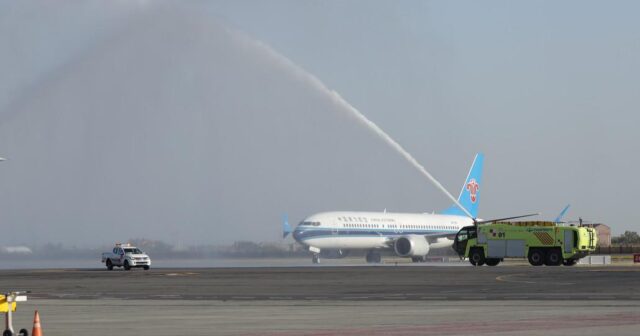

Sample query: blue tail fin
[554,204,570,223]
[282,214,292,238]
[440,153,484,219]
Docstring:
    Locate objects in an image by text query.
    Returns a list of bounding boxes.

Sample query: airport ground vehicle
[452,222,597,266]
[101,243,151,270]
[1,291,29,336]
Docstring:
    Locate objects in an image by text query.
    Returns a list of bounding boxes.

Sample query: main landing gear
[365,250,382,263]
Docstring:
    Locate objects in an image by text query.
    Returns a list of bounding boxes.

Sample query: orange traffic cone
[32,310,43,336]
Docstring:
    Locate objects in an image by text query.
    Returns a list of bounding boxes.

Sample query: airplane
[284,153,537,264]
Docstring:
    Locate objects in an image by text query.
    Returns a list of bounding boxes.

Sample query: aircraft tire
[365,251,381,263]
[4,329,13,336]
[312,254,320,264]
[18,329,28,336]
[373,253,382,263]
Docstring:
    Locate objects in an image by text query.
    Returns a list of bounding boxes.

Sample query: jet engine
[394,235,430,257]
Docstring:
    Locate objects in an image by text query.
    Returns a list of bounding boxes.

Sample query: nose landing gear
[312,253,320,264]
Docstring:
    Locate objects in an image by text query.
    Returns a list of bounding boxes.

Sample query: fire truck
[452,221,597,266]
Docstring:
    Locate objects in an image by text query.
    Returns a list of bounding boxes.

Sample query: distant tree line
[0,239,309,260]
[612,231,640,245]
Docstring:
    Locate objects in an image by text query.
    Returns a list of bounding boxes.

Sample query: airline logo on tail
[439,153,484,219]
[466,179,479,203]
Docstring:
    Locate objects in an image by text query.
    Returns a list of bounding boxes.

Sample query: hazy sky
[0,1,638,246]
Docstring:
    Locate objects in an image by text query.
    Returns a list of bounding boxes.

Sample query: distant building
[584,224,611,247]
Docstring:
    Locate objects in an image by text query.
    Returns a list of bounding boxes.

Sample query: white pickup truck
[101,244,151,270]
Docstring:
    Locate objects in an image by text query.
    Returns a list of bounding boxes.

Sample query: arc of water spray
[242,32,475,220]
[329,91,475,220]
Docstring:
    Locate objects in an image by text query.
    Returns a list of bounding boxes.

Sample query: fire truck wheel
[545,249,562,266]
[485,258,500,266]
[470,248,485,266]
[528,249,545,266]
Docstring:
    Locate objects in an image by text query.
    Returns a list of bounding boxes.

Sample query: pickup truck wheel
[106,259,113,271]
[143,266,150,270]
[124,261,131,271]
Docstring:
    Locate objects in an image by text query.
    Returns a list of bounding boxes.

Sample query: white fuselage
[293,211,474,251]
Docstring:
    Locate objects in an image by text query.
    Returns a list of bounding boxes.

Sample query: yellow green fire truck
[452,221,598,266]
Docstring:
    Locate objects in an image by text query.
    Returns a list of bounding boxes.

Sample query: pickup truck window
[124,248,143,254]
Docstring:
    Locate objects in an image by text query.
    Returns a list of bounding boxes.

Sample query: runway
[3,265,639,301]
[2,265,639,335]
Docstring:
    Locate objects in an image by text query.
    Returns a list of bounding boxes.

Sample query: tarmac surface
[2,265,639,301]
[1,265,639,335]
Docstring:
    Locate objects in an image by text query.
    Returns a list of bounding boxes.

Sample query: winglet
[554,204,571,223]
[282,214,292,238]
